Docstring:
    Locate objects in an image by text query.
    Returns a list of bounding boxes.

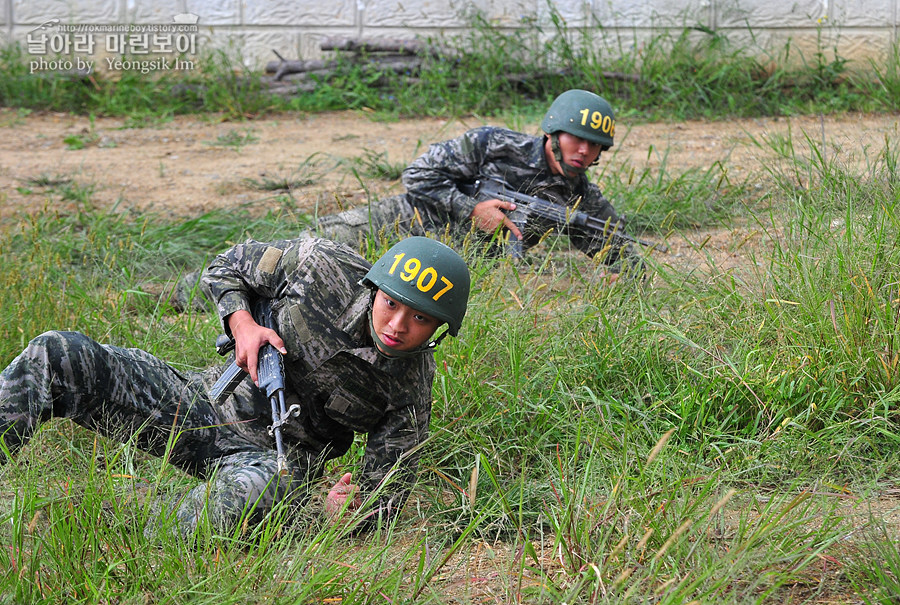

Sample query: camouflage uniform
[311,126,634,265]
[0,238,434,537]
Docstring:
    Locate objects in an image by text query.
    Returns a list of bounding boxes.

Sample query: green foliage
[241,152,328,203]
[204,127,259,151]
[600,145,752,234]
[1,14,900,602]
[348,148,407,181]
[849,523,900,604]
[861,43,900,103]
[2,10,898,120]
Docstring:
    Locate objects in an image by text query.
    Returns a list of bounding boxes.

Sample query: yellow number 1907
[388,253,455,300]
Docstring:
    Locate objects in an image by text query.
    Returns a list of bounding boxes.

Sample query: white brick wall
[4,0,897,71]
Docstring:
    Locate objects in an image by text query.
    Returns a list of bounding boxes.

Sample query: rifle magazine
[210,362,248,406]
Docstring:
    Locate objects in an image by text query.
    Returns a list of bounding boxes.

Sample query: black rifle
[209,299,299,475]
[459,178,667,257]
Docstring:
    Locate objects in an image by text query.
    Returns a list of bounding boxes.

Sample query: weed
[205,127,259,151]
[23,173,73,189]
[0,107,31,127]
[63,133,87,149]
[242,153,327,193]
[349,148,406,181]
[242,173,314,191]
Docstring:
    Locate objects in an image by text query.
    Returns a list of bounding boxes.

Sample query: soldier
[309,89,639,270]
[0,236,470,537]
[170,89,634,313]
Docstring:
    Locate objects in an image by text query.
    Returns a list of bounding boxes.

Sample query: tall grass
[0,46,282,120]
[3,124,899,603]
[2,39,900,605]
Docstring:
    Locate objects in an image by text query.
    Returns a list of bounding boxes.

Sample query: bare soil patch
[2,109,896,218]
[2,108,897,278]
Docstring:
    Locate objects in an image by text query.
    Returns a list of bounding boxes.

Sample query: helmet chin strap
[368,309,449,359]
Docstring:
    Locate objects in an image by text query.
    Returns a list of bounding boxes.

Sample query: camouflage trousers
[303,194,428,246]
[0,330,323,538]
[301,194,508,257]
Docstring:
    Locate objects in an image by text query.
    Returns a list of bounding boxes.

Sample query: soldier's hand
[325,472,361,521]
[599,271,620,285]
[227,310,287,386]
[470,199,523,241]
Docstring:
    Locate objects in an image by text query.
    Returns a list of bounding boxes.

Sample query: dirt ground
[1,108,897,217]
[2,108,897,277]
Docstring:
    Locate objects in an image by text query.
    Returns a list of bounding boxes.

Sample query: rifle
[458,178,668,257]
[209,298,300,475]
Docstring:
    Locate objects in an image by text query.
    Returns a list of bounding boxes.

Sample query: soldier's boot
[146,449,323,539]
[171,270,214,313]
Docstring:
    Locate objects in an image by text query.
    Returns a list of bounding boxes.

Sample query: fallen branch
[319,36,447,57]
[266,49,338,81]
[265,51,424,81]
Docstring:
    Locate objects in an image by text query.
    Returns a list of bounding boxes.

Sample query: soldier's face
[547,132,603,175]
[372,289,442,353]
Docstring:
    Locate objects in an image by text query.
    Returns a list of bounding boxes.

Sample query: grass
[1,12,900,605]
[205,127,259,151]
[241,152,329,194]
[348,148,408,181]
[1,120,899,603]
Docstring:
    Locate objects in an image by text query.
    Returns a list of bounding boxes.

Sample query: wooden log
[264,58,337,78]
[265,49,336,80]
[260,43,668,97]
[320,36,425,55]
[265,53,423,80]
[319,36,449,57]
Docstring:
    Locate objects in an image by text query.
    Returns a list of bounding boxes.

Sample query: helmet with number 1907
[362,237,470,336]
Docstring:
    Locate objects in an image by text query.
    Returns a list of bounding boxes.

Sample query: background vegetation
[0,11,898,605]
[1,10,898,121]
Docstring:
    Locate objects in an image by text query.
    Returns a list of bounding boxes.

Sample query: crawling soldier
[310,89,640,270]
[0,236,470,537]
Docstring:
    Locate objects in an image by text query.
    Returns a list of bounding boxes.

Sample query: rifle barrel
[271,390,289,475]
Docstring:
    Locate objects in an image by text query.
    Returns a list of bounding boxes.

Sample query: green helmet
[362,237,470,337]
[541,89,615,148]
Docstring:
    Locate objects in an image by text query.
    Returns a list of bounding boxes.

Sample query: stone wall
[2,0,897,73]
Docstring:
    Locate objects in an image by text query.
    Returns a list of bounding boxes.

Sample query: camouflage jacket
[402,126,628,259]
[202,237,435,518]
